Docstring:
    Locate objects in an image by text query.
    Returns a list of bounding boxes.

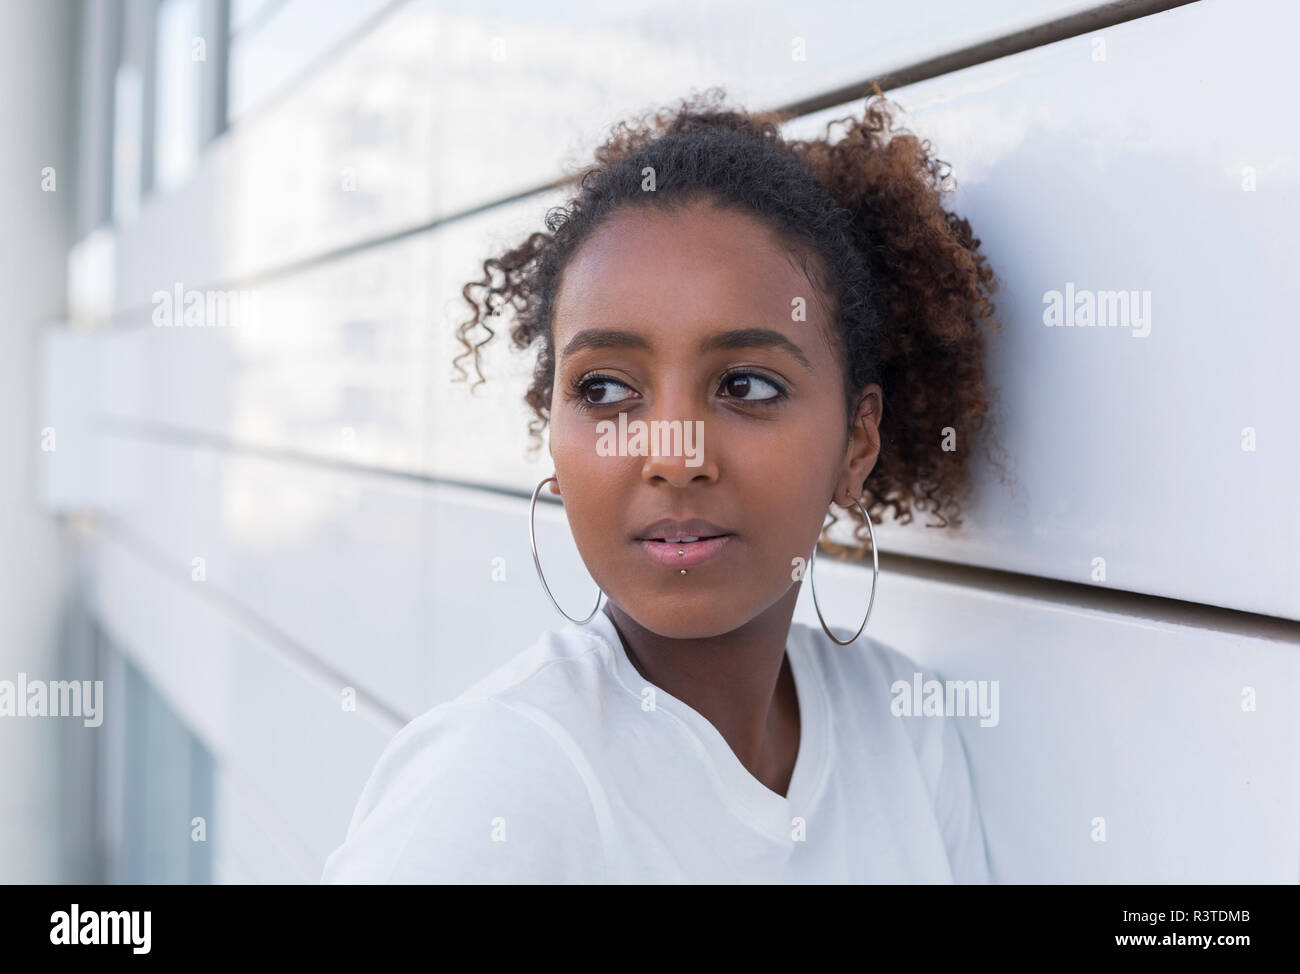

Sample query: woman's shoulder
[792,620,992,883]
[450,620,614,708]
[794,618,966,752]
[791,618,940,693]
[321,629,614,884]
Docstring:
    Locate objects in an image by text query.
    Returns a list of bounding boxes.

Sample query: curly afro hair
[454,86,1003,555]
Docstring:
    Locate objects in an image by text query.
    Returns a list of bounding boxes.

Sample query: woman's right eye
[577,376,636,406]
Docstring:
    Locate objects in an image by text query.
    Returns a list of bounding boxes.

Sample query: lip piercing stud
[677,548,685,556]
[680,569,686,575]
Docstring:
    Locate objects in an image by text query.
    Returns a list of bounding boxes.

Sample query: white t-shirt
[321,609,993,883]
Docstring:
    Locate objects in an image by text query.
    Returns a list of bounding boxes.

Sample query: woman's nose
[636,401,718,486]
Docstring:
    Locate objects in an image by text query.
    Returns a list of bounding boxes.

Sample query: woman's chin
[609,595,755,641]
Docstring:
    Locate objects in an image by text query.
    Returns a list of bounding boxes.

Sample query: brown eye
[721,371,783,402]
[578,376,634,405]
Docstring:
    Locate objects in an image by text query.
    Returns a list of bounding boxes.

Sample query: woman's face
[547,198,881,639]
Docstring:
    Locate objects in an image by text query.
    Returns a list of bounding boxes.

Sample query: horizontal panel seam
[89,414,1300,640]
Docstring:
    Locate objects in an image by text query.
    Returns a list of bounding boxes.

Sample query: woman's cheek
[550,428,599,481]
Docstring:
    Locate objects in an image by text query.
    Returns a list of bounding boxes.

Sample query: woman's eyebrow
[561,326,813,371]
[560,328,650,357]
[700,328,814,371]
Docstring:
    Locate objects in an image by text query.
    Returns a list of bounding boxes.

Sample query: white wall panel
[801,554,1300,882]
[93,196,556,488]
[37,328,99,511]
[784,0,1300,619]
[100,236,444,475]
[110,0,1106,313]
[89,521,397,871]
[212,765,318,883]
[92,434,591,719]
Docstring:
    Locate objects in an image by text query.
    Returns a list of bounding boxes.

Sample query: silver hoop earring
[809,496,879,646]
[529,475,603,625]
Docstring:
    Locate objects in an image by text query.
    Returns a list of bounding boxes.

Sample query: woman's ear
[547,434,561,495]
[838,384,883,503]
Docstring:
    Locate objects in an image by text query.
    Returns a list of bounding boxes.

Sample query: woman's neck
[602,585,803,797]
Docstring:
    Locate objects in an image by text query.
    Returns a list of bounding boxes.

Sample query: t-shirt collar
[573,605,830,844]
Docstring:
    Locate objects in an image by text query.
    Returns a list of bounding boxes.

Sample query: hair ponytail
[787,95,1004,536]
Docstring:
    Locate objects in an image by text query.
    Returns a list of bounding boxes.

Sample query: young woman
[323,88,1001,884]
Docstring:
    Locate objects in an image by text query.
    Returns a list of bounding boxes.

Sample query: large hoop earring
[529,475,603,625]
[809,495,879,646]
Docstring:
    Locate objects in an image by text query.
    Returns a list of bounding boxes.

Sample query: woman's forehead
[553,202,831,346]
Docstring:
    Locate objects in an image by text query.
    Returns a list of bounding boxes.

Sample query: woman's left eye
[720,371,786,403]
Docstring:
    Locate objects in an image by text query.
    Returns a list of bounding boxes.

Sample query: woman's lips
[636,535,733,567]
